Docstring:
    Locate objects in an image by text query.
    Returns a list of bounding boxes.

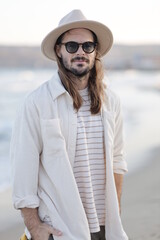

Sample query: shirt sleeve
[113,95,128,174]
[10,94,42,209]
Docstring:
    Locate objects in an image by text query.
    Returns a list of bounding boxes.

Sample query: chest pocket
[40,118,66,160]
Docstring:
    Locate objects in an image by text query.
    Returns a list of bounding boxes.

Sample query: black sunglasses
[59,41,97,54]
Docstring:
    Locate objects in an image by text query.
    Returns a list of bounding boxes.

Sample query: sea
[0,68,160,192]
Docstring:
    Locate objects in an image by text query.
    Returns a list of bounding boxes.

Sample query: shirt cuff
[13,195,40,209]
[113,159,128,174]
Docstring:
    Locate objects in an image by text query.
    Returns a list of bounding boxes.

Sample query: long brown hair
[55,32,106,114]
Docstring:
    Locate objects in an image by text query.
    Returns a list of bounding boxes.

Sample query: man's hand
[21,208,62,240]
[29,222,62,240]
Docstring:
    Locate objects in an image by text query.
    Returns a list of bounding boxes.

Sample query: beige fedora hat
[41,9,113,61]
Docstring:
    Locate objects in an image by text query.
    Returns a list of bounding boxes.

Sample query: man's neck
[76,75,89,90]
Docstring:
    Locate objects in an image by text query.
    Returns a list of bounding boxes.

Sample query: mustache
[71,56,89,63]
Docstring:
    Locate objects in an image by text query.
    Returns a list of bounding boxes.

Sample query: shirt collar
[48,71,67,100]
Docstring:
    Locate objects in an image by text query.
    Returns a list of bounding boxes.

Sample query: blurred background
[0,0,160,239]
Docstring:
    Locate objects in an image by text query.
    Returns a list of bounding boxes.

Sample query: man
[11,9,128,240]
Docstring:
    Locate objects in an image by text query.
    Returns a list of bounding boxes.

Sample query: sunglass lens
[66,42,78,53]
[83,42,95,53]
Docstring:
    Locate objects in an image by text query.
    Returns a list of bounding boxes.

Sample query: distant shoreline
[0,44,160,70]
[0,66,160,72]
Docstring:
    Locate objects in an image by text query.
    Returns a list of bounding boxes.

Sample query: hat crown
[58,9,87,27]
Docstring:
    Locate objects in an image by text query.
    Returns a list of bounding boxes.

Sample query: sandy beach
[0,147,160,240]
[0,188,24,240]
[122,147,160,240]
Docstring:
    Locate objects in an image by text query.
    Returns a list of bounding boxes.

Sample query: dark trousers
[91,226,105,240]
[49,226,105,240]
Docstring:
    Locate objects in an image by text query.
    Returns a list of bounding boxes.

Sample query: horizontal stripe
[74,157,105,163]
[78,190,105,195]
[77,130,103,137]
[76,146,104,151]
[77,123,102,131]
[75,184,105,190]
[77,119,102,124]
[77,135,103,141]
[76,158,105,166]
[74,172,105,179]
[82,200,105,206]
[76,136,103,141]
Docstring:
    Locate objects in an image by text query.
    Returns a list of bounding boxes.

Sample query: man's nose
[76,44,85,54]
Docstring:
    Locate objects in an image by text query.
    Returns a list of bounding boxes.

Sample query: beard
[62,56,94,78]
[70,65,90,77]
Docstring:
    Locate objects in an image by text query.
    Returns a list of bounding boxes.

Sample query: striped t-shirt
[73,87,106,233]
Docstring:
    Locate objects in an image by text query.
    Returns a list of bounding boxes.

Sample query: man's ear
[55,45,61,58]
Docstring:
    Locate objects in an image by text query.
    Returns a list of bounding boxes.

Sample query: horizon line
[0,42,160,47]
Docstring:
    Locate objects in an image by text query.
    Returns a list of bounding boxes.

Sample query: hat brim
[41,20,113,61]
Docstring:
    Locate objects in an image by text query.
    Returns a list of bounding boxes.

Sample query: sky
[0,0,160,46]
